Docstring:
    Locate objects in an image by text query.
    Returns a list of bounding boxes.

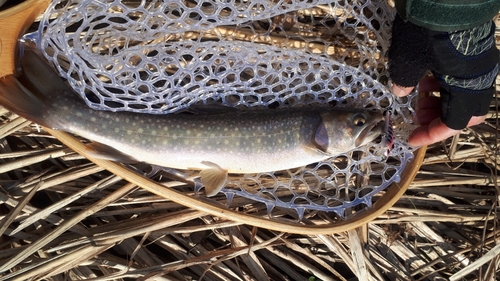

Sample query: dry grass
[0,9,499,281]
[0,90,498,281]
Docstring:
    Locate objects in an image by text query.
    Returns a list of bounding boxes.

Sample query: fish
[0,51,385,197]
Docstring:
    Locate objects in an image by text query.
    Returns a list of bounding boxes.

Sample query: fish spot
[163,127,169,131]
[142,140,146,145]
[132,122,136,126]
[163,140,168,145]
[125,118,130,123]
[90,117,96,122]
[102,124,107,129]
[115,117,120,122]
[172,134,178,139]
[195,140,200,145]
[127,130,133,135]
[257,139,261,143]
[184,139,190,145]
[186,130,191,135]
[76,112,83,117]
[137,128,144,134]
[224,140,229,145]
[151,130,157,135]
[224,128,228,132]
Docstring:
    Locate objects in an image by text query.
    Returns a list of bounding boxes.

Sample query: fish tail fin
[0,50,71,128]
[0,75,52,128]
[18,50,72,100]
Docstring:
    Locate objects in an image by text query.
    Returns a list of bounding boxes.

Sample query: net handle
[0,0,50,78]
[46,127,426,235]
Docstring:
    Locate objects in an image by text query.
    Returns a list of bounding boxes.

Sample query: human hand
[393,77,487,146]
[388,14,499,146]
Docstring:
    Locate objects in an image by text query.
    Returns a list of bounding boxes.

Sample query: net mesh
[27,0,417,219]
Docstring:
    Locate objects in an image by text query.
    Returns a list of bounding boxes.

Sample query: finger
[417,76,440,92]
[409,115,486,146]
[415,96,441,125]
[417,96,441,110]
[408,118,460,146]
[392,84,414,97]
[416,108,441,126]
[417,96,440,111]
[392,75,440,97]
[388,15,431,90]
[468,115,486,127]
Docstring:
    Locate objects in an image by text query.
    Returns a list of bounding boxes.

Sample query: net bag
[26,0,418,220]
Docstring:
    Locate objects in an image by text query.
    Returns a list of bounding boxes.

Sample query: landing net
[27,0,417,219]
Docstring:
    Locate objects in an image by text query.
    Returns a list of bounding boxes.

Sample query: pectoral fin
[84,142,138,163]
[301,145,330,157]
[200,161,228,197]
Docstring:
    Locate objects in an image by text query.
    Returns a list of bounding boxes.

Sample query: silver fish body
[0,51,385,196]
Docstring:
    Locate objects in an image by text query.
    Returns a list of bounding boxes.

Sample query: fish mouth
[355,119,385,147]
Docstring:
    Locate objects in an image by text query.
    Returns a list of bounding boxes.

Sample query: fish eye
[352,114,366,126]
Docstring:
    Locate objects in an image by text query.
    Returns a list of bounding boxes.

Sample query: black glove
[388,14,499,130]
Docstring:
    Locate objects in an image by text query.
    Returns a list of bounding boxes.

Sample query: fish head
[313,109,385,155]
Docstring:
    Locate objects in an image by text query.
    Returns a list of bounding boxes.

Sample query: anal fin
[199,161,228,197]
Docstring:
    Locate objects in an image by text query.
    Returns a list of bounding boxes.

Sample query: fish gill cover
[25,0,417,219]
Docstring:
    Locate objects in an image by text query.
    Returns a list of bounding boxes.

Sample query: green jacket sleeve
[395,0,500,32]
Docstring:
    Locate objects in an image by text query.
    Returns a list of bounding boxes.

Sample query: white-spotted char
[0,51,385,196]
